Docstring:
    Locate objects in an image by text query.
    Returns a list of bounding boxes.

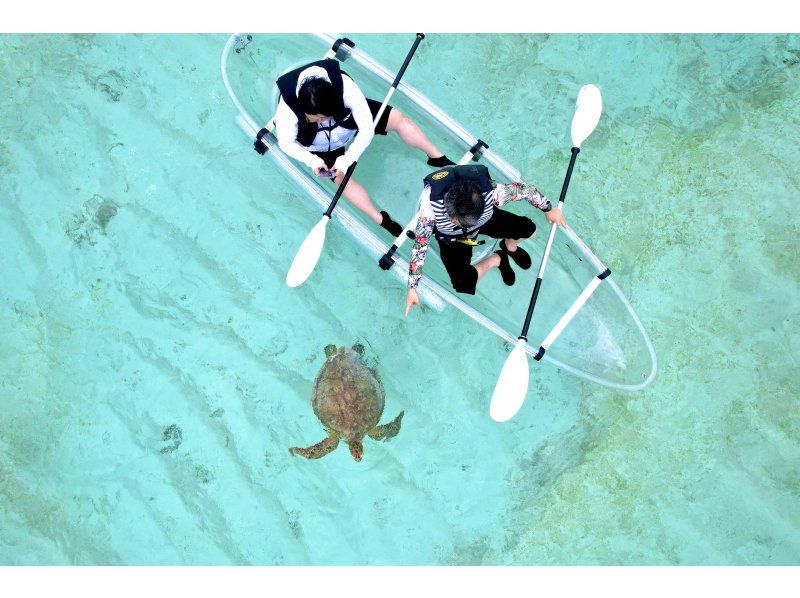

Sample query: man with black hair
[403,164,567,316]
[256,59,453,237]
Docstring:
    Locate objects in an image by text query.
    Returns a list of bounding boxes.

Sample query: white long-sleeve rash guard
[275,65,375,172]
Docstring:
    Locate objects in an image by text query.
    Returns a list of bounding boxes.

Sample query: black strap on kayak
[331,37,356,61]
[469,139,489,161]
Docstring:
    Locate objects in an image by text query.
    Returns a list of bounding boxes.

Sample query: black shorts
[366,98,393,136]
[312,146,347,170]
[436,208,536,295]
[311,98,393,169]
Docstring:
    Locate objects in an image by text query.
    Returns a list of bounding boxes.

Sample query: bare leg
[289,435,339,459]
[385,109,445,159]
[367,411,405,441]
[333,171,382,224]
[467,229,537,288]
[472,253,502,282]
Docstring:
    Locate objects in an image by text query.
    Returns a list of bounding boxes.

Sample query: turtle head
[348,440,363,462]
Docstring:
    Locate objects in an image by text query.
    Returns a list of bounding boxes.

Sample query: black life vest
[275,59,358,147]
[423,165,495,238]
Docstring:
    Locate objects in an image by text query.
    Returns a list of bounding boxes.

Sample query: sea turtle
[289,343,404,461]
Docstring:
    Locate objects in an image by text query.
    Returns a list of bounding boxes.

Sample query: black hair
[297,77,342,117]
[443,180,484,226]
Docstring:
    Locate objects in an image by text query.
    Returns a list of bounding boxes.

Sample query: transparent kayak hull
[221,33,657,391]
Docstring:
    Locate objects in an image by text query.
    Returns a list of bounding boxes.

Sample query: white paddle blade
[570,84,603,148]
[286,216,329,288]
[490,339,530,422]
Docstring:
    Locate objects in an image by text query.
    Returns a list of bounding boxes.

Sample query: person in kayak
[403,164,567,316]
[255,59,454,237]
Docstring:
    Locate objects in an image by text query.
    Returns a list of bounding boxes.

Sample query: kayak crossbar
[534,267,612,360]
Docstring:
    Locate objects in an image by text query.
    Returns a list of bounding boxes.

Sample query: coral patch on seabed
[159,424,183,454]
[64,195,119,247]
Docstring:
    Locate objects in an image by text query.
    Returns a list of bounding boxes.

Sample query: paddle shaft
[518,146,580,340]
[323,162,357,217]
[321,33,425,219]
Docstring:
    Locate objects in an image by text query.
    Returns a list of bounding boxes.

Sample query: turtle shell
[311,346,385,441]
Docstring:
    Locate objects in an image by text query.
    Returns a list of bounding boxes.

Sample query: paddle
[285,33,426,288]
[489,84,603,423]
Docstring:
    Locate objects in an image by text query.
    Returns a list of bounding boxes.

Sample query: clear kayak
[220,33,657,391]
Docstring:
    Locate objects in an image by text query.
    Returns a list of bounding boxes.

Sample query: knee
[388,109,409,132]
[453,279,476,294]
[521,218,536,239]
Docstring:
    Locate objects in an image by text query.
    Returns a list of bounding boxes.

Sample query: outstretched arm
[408,214,435,290]
[492,180,550,210]
[492,181,566,227]
[405,188,436,317]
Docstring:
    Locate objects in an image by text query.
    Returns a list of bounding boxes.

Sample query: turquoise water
[0,33,798,565]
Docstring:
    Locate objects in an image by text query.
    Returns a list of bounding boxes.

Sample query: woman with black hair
[260,59,454,237]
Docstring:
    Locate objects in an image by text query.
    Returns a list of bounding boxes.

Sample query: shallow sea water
[0,33,798,565]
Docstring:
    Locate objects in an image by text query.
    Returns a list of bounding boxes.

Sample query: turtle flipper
[289,435,339,459]
[367,411,405,441]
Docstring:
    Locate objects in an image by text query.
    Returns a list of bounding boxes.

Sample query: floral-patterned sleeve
[408,187,435,290]
[490,181,552,211]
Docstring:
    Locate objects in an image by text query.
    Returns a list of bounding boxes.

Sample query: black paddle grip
[391,34,425,88]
